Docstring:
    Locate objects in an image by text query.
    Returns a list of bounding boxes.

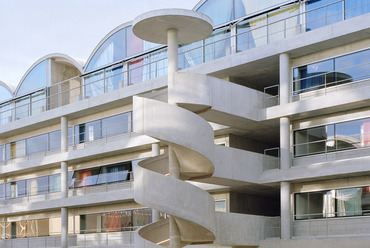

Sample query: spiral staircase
[133,90,217,247]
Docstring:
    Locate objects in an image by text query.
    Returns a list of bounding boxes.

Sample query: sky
[0,0,200,90]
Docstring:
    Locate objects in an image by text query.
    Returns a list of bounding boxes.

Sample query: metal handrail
[0,0,368,123]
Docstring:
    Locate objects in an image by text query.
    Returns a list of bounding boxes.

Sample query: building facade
[0,0,369,247]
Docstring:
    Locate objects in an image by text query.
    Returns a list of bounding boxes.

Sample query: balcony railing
[0,171,134,208]
[292,211,370,238]
[0,120,132,166]
[292,61,370,100]
[293,132,370,160]
[0,228,137,247]
[0,0,368,124]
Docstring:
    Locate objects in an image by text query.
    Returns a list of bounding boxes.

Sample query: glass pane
[0,84,12,103]
[49,130,61,151]
[335,49,370,84]
[0,145,4,163]
[28,176,48,195]
[179,42,202,70]
[148,49,168,79]
[15,96,30,120]
[336,188,363,216]
[197,0,233,26]
[133,208,152,227]
[76,169,100,187]
[306,0,343,31]
[237,15,267,52]
[17,180,27,198]
[0,184,4,200]
[102,112,131,138]
[215,200,227,212]
[345,0,370,19]
[31,91,46,116]
[128,58,144,85]
[293,59,334,93]
[10,140,26,159]
[267,5,300,42]
[85,29,126,72]
[0,103,13,125]
[49,174,61,193]
[75,124,85,144]
[126,26,143,57]
[205,28,231,62]
[105,65,124,92]
[335,118,369,150]
[16,60,46,96]
[27,134,48,156]
[84,70,104,98]
[86,120,102,142]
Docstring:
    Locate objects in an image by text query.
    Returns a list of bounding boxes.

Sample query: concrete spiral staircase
[133,91,217,247]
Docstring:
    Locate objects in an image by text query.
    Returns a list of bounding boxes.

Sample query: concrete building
[0,0,369,247]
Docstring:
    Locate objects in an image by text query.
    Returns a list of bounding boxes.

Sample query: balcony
[0,1,368,126]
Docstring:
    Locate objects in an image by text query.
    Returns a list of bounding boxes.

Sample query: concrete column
[280,117,290,170]
[152,143,161,222]
[61,116,69,247]
[167,28,178,106]
[279,53,290,105]
[167,28,181,248]
[169,217,181,248]
[280,181,291,240]
[61,207,68,248]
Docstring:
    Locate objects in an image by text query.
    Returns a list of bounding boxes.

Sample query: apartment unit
[0,0,369,247]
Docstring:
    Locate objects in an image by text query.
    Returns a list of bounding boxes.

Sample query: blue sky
[0,0,199,89]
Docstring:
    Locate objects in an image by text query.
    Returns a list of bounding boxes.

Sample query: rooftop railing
[0,0,369,123]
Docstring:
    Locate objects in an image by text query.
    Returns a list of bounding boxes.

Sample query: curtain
[323,190,336,217]
[336,188,362,216]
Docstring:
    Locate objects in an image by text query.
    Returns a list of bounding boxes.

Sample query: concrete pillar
[61,207,68,248]
[169,217,181,248]
[152,143,161,222]
[167,28,181,248]
[280,181,291,240]
[61,116,69,247]
[280,117,290,170]
[279,53,290,105]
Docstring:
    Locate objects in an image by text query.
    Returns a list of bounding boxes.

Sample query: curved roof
[0,80,14,103]
[15,53,84,97]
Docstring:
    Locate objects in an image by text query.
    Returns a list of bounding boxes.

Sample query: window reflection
[306,0,343,31]
[16,60,46,97]
[197,0,233,27]
[293,49,370,94]
[86,29,126,72]
[295,186,370,219]
[205,27,231,62]
[294,117,370,157]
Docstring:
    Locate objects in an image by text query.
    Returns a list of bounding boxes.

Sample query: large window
[306,0,343,31]
[295,186,370,220]
[16,60,46,97]
[2,174,61,200]
[294,117,370,157]
[71,161,132,188]
[293,49,370,94]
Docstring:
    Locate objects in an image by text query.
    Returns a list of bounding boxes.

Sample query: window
[6,180,27,199]
[48,130,61,151]
[295,186,370,220]
[205,27,231,62]
[26,134,48,156]
[16,60,46,97]
[215,199,227,212]
[293,49,370,94]
[102,112,131,138]
[306,0,343,31]
[294,117,370,157]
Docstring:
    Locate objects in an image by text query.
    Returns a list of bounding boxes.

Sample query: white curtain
[336,188,362,216]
